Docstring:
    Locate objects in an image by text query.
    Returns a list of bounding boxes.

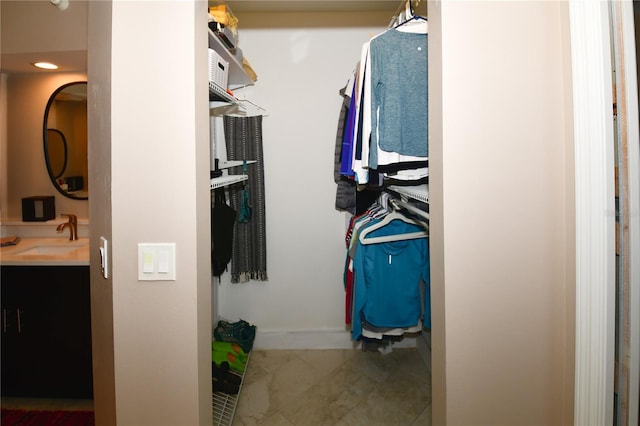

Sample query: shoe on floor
[214,319,256,353]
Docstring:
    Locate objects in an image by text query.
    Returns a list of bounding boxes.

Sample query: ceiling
[1,0,423,73]
[0,0,88,74]
[1,50,87,74]
[216,1,405,13]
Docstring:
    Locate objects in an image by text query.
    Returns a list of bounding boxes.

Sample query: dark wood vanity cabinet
[1,266,93,399]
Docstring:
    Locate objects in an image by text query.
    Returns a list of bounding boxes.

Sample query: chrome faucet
[56,214,78,241]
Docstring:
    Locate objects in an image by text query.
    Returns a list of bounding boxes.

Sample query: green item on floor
[212,341,248,363]
[214,319,256,353]
[212,349,246,373]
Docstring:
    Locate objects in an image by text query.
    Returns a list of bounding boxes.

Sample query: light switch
[137,243,176,281]
[158,250,170,274]
[143,251,154,273]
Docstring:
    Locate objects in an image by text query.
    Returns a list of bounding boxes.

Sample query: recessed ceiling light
[33,62,59,70]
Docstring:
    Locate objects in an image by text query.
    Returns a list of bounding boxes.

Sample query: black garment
[334,85,356,213]
[211,188,236,277]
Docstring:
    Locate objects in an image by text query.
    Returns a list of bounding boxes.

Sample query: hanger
[393,14,427,30]
[225,98,269,117]
[390,197,429,221]
[391,0,427,30]
[358,210,428,245]
[368,192,391,218]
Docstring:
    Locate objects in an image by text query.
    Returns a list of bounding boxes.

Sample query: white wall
[217,21,389,347]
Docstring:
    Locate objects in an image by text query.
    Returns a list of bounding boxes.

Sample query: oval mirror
[46,129,68,179]
[43,81,88,199]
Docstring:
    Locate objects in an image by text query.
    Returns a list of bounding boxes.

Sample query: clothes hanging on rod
[333,8,427,203]
[343,193,430,341]
[334,3,430,344]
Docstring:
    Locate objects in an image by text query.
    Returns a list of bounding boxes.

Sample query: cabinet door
[0,266,93,398]
[44,266,93,398]
[1,275,35,396]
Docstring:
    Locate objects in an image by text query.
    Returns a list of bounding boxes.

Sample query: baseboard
[253,329,418,351]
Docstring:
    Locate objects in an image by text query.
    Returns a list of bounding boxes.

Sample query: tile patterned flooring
[2,348,431,426]
[232,348,431,426]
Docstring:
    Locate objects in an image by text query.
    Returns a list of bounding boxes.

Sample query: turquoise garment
[369,29,428,168]
[238,161,251,223]
[351,218,430,341]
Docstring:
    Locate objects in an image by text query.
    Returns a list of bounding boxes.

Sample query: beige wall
[88,1,212,424]
[87,0,116,423]
[1,73,8,218]
[3,72,89,221]
[430,1,574,424]
[1,0,86,55]
[3,0,580,424]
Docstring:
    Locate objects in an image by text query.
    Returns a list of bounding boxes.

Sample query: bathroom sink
[1,238,89,266]
[16,245,82,256]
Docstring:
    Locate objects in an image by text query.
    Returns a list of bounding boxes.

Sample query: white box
[208,48,229,90]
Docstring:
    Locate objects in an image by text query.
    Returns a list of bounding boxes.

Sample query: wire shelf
[213,351,251,426]
[388,184,429,204]
[210,175,247,189]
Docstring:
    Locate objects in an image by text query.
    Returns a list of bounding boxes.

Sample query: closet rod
[390,198,430,222]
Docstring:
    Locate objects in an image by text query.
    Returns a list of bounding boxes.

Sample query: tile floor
[2,348,431,426]
[232,348,431,426]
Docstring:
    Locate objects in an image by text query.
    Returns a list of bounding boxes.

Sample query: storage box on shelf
[208,26,254,91]
[208,9,259,190]
[207,4,255,186]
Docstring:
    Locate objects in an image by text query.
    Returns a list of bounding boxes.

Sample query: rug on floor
[1,409,94,426]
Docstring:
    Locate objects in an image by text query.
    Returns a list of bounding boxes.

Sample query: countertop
[0,237,90,266]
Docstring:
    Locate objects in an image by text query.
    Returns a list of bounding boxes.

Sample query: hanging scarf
[223,115,268,283]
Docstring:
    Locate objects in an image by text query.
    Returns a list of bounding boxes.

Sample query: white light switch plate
[137,243,176,281]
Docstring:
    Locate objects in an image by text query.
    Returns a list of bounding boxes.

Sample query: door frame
[570,1,640,424]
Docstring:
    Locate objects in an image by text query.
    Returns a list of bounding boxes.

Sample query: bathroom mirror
[46,129,68,179]
[43,81,88,199]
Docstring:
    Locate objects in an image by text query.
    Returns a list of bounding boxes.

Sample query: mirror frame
[43,81,88,200]
[46,128,68,179]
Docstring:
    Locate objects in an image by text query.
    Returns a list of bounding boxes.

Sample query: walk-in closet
[3,0,620,424]
[207,1,430,423]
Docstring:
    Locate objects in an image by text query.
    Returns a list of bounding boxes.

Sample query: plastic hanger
[358,211,428,245]
[393,1,427,29]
